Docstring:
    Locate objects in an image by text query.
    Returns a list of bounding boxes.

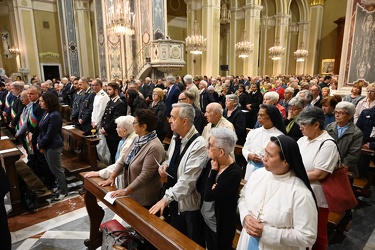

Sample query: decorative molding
[310,0,325,6]
[39,52,60,58]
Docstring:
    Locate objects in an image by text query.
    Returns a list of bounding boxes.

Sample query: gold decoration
[310,0,325,6]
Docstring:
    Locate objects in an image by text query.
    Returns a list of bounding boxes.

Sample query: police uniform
[71,90,83,128]
[101,95,127,164]
[91,89,110,128]
[78,87,96,133]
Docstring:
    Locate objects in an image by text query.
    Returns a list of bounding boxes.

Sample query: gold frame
[321,59,335,75]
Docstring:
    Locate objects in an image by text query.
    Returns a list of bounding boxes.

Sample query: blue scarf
[124,130,157,168]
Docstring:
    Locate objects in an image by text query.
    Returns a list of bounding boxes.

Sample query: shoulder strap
[318,138,342,164]
[176,133,200,164]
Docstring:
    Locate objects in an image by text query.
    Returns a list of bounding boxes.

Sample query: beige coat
[115,137,165,207]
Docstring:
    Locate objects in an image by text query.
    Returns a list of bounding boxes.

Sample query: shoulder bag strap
[318,138,342,169]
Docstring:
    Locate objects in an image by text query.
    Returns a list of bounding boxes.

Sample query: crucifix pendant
[256,208,263,220]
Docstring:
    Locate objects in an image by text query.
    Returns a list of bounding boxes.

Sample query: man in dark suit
[198,80,215,113]
[78,77,95,133]
[9,81,25,135]
[164,75,180,116]
[99,82,127,164]
[41,80,58,97]
[60,77,75,105]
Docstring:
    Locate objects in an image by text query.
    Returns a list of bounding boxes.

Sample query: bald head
[205,102,223,124]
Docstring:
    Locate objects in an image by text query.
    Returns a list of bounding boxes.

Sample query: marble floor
[7,186,375,250]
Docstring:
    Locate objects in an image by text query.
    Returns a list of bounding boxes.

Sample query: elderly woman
[84,116,137,189]
[320,96,339,128]
[326,102,363,177]
[342,82,364,106]
[242,104,286,180]
[284,97,304,141]
[279,87,294,117]
[237,135,318,249]
[297,107,339,250]
[149,87,168,141]
[223,94,246,145]
[37,92,68,201]
[200,128,242,250]
[245,83,263,128]
[99,109,165,208]
[263,91,286,119]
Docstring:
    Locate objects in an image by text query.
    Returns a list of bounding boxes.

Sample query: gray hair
[166,75,176,84]
[264,91,279,102]
[183,74,193,84]
[115,115,135,135]
[45,80,53,87]
[29,85,42,96]
[335,101,356,115]
[209,128,237,155]
[298,89,313,102]
[296,106,325,130]
[288,97,304,109]
[11,81,25,90]
[172,102,195,125]
[226,94,239,107]
[285,87,294,93]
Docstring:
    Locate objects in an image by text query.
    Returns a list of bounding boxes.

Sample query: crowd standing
[0,73,374,250]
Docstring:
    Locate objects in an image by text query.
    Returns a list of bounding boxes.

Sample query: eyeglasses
[257,114,269,118]
[367,90,375,93]
[206,142,223,150]
[298,122,308,128]
[334,111,347,116]
[178,97,187,102]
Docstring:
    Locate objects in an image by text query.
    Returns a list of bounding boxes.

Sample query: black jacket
[101,97,127,141]
[223,108,246,145]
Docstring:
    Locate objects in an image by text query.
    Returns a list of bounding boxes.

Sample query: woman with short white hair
[84,115,137,189]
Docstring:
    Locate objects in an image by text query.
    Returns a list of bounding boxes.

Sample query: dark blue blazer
[37,110,63,149]
[164,84,180,116]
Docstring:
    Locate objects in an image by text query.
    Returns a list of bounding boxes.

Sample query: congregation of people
[1,72,375,250]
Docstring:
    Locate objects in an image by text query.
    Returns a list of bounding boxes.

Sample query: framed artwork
[321,59,335,74]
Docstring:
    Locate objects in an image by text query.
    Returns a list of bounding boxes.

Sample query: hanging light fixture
[220,1,230,25]
[235,30,253,58]
[106,0,135,35]
[185,20,207,55]
[268,37,285,60]
[294,42,308,62]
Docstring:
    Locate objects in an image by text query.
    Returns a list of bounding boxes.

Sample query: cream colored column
[228,1,239,76]
[201,0,220,77]
[185,0,202,76]
[11,0,40,78]
[272,14,290,75]
[306,1,324,75]
[74,0,95,77]
[244,3,263,76]
[295,21,310,74]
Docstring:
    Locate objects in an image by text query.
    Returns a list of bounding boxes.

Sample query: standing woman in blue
[37,92,68,200]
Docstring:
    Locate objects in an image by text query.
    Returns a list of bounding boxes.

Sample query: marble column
[10,0,40,77]
[94,0,107,81]
[57,0,80,77]
[74,0,95,78]
[244,3,263,76]
[295,21,310,75]
[306,0,324,75]
[272,14,290,75]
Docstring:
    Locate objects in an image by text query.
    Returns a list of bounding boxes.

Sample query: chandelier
[106,0,135,35]
[220,1,230,25]
[268,38,285,60]
[185,20,207,55]
[235,30,253,58]
[294,42,308,62]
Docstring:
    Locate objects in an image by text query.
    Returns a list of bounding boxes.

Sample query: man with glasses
[150,103,207,247]
[354,83,375,123]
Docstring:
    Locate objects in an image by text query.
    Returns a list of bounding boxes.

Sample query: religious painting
[321,59,335,75]
[346,0,375,85]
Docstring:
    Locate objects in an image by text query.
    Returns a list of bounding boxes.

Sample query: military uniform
[71,90,83,129]
[101,95,127,163]
[91,89,109,128]
[78,87,96,133]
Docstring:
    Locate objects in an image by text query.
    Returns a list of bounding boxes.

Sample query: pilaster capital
[14,0,32,9]
[298,21,310,31]
[310,0,325,6]
[274,13,291,25]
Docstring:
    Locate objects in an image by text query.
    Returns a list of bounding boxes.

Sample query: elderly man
[202,102,234,141]
[91,79,109,129]
[150,103,207,246]
[309,84,322,108]
[8,81,25,134]
[41,80,58,97]
[164,75,180,116]
[199,80,214,113]
[184,74,200,109]
[178,91,204,134]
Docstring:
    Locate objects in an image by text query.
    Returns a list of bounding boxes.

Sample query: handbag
[319,139,358,213]
[100,219,145,250]
[97,133,112,165]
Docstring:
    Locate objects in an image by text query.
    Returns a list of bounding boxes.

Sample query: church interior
[1,0,375,249]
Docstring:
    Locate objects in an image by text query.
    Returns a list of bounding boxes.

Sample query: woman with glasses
[242,104,286,180]
[99,109,165,208]
[284,97,304,141]
[149,87,168,142]
[296,107,339,250]
[200,128,242,250]
[237,135,318,249]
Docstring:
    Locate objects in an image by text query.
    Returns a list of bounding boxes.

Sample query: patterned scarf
[124,130,157,168]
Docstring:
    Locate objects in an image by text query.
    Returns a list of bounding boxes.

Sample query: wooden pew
[61,126,103,173]
[0,138,23,216]
[81,173,205,250]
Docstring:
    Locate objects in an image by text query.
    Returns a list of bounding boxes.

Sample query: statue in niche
[1,27,11,58]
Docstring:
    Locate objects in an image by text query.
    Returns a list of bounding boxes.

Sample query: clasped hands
[243,214,264,238]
